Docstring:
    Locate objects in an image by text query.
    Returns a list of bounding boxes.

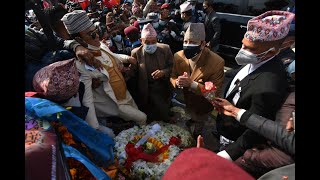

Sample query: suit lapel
[179,51,191,76]
[190,49,208,80]
[139,48,148,79]
[226,68,262,99]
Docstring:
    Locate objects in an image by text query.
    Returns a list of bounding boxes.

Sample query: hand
[177,72,192,87]
[151,69,165,79]
[75,46,103,70]
[161,29,170,34]
[127,56,137,65]
[92,78,102,89]
[213,98,240,118]
[197,135,204,148]
[286,117,294,132]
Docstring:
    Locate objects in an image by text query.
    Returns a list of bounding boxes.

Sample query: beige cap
[184,23,205,42]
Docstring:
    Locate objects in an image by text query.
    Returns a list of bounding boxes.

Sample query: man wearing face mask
[211,11,295,172]
[130,23,174,123]
[179,2,197,34]
[146,12,160,31]
[170,23,225,138]
[203,0,221,52]
[110,31,126,54]
[61,10,147,133]
[187,0,201,22]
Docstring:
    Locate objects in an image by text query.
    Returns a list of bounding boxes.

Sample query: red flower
[200,82,217,93]
[169,136,182,146]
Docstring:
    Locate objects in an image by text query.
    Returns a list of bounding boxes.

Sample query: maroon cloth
[163,148,254,180]
[124,25,139,36]
[235,147,294,178]
[133,20,140,31]
[161,3,170,9]
[235,91,295,178]
[25,129,67,180]
[33,58,79,102]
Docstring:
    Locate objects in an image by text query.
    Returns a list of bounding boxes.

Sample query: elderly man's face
[141,37,157,45]
[241,38,279,61]
[79,26,101,47]
[184,39,202,46]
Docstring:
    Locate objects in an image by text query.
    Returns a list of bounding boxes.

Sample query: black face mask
[203,8,209,14]
[183,45,201,59]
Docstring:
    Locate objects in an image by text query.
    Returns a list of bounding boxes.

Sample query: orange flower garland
[133,136,169,161]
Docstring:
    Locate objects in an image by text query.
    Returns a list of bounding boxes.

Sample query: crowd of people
[25,0,295,179]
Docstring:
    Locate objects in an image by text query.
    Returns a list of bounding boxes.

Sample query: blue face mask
[113,35,122,42]
[144,44,157,54]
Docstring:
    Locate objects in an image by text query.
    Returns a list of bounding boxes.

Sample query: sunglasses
[87,28,99,39]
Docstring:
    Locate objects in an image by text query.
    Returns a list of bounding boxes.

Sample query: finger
[197,135,202,148]
[151,71,156,77]
[215,98,224,102]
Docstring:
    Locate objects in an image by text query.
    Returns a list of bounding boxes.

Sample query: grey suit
[240,111,295,156]
[204,10,221,51]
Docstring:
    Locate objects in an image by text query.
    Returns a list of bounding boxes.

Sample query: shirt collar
[249,55,275,73]
[87,44,100,50]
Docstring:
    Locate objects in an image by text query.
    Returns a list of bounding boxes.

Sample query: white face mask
[25,25,29,33]
[235,47,275,65]
[106,39,113,47]
[144,44,157,54]
[153,22,159,29]
[113,35,122,42]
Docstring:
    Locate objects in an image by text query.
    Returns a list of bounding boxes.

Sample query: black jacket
[240,111,295,156]
[217,56,288,160]
[25,28,65,62]
[204,10,221,48]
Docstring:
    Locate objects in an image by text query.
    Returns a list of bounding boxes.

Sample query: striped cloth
[61,10,94,34]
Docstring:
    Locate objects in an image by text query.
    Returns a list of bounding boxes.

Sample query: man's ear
[201,41,206,49]
[75,37,88,48]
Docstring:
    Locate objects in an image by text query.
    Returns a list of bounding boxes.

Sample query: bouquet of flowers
[201,81,217,105]
[114,122,195,179]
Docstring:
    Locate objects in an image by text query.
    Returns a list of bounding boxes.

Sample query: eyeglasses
[87,28,99,39]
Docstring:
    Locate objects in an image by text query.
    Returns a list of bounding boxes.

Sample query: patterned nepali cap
[141,23,157,38]
[244,10,295,42]
[61,10,94,34]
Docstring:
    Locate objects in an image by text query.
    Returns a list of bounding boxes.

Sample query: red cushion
[163,148,254,180]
